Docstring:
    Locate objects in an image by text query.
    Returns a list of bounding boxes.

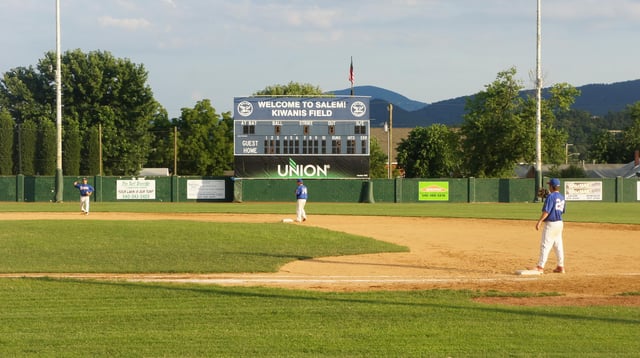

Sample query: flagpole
[349,56,354,96]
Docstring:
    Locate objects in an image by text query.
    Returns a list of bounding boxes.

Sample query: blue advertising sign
[234,96,369,120]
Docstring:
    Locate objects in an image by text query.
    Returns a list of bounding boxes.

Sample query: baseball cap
[296,178,303,183]
[547,178,560,187]
[82,177,87,180]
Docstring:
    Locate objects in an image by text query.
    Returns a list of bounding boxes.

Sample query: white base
[282,218,294,223]
[515,269,543,275]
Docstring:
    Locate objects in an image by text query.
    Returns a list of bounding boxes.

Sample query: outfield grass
[0,278,638,357]
[1,201,639,356]
[2,201,640,224]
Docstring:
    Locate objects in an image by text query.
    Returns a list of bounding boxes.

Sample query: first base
[282,218,294,223]
[515,269,543,276]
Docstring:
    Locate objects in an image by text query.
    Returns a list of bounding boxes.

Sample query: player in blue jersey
[73,177,95,215]
[534,178,566,273]
[295,178,307,222]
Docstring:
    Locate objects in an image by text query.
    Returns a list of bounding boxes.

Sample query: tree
[146,107,175,172]
[84,126,101,176]
[368,136,388,178]
[461,68,528,177]
[38,119,57,175]
[621,102,640,159]
[253,82,325,96]
[63,119,81,176]
[588,101,640,163]
[1,50,161,175]
[177,100,233,175]
[17,120,37,175]
[0,109,14,174]
[461,68,577,177]
[396,124,462,178]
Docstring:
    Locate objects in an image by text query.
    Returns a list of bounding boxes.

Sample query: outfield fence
[1,175,638,203]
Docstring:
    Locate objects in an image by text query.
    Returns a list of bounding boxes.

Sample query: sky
[1,0,639,119]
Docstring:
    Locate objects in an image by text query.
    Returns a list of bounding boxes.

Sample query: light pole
[54,0,64,202]
[565,143,573,165]
[534,0,543,201]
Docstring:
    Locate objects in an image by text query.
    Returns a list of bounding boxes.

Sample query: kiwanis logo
[236,101,253,117]
[350,101,366,117]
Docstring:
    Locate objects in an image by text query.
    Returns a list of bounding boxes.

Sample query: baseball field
[1,201,639,356]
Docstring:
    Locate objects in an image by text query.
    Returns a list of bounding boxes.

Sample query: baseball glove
[537,187,549,199]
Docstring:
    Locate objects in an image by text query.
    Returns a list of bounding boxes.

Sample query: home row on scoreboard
[234,119,370,155]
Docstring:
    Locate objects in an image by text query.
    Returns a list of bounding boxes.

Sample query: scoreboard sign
[233,96,370,179]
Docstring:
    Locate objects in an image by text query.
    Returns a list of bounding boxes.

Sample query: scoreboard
[233,96,370,179]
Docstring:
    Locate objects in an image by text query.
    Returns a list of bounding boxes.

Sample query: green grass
[0,279,638,357]
[1,201,639,356]
[0,220,406,273]
[2,201,640,224]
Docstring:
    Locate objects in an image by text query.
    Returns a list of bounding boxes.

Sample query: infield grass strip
[0,278,638,357]
[0,220,406,273]
[2,201,640,224]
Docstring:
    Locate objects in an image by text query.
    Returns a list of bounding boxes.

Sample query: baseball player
[533,178,566,273]
[73,177,95,215]
[295,178,307,222]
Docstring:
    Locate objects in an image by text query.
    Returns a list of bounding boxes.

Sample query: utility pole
[387,103,393,179]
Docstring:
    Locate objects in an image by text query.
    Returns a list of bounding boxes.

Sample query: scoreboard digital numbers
[233,96,370,179]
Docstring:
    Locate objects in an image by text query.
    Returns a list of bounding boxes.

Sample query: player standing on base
[534,178,566,273]
[295,178,307,222]
[73,177,95,215]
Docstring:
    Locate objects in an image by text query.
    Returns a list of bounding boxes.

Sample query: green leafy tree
[63,119,81,176]
[84,126,101,176]
[146,108,176,173]
[253,82,325,96]
[1,50,160,175]
[38,119,57,175]
[461,68,577,177]
[621,102,640,158]
[461,68,528,177]
[17,120,37,175]
[0,109,14,174]
[177,100,233,175]
[368,136,388,178]
[588,102,640,163]
[396,124,462,178]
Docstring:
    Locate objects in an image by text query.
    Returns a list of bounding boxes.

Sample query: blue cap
[548,178,560,187]
[296,178,303,183]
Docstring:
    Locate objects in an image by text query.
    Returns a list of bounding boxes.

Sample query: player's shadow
[300,258,486,274]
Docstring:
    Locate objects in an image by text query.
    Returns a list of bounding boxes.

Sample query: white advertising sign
[564,181,602,201]
[117,179,156,200]
[637,182,640,201]
[187,180,226,200]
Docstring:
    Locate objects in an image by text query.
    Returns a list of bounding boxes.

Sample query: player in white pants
[534,178,566,273]
[73,177,95,215]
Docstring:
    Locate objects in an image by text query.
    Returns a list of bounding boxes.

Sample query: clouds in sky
[1,0,639,117]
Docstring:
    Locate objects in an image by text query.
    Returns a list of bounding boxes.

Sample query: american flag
[349,57,354,84]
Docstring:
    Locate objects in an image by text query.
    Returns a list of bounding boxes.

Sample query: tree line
[1,50,639,178]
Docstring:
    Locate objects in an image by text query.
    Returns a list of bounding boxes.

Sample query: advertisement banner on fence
[564,181,602,201]
[116,179,156,200]
[418,181,449,201]
[187,180,226,200]
[638,182,640,201]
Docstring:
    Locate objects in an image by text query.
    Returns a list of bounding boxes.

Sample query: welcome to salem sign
[233,96,370,179]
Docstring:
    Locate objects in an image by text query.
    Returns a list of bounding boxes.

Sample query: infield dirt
[2,212,639,306]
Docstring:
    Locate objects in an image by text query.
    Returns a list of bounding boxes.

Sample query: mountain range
[331,79,640,128]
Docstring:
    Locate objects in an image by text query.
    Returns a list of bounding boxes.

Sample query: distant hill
[331,79,640,128]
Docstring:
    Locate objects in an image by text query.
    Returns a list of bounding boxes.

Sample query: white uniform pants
[296,199,307,222]
[80,196,91,213]
[537,220,564,268]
